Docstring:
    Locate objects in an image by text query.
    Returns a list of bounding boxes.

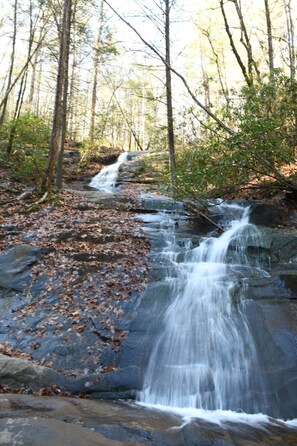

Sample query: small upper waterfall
[90,152,128,192]
[139,203,271,414]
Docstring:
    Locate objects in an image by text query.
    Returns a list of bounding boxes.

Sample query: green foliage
[0,114,50,182]
[176,73,297,198]
[237,73,296,164]
[132,150,171,192]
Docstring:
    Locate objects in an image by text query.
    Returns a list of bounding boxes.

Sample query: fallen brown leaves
[0,183,150,377]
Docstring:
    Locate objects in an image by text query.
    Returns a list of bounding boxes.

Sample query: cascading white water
[90,152,128,192]
[139,203,270,414]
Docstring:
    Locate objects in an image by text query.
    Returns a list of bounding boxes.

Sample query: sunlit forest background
[0,0,296,197]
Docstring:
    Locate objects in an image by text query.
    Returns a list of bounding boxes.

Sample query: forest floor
[0,151,154,389]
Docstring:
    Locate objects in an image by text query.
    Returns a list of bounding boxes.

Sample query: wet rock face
[249,203,285,227]
[0,354,71,391]
[0,245,41,296]
[0,394,297,446]
[94,146,122,165]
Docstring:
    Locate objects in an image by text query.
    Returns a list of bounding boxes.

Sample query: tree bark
[0,0,18,128]
[231,0,260,80]
[264,0,274,77]
[0,30,47,115]
[283,0,295,80]
[165,0,176,193]
[219,0,252,87]
[6,0,36,154]
[42,0,72,192]
[89,0,105,144]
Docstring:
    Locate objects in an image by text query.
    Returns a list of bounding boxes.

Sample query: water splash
[139,203,270,414]
[90,152,128,192]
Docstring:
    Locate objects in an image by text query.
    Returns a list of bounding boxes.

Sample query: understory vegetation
[1,73,296,200]
[132,74,297,199]
[0,114,50,182]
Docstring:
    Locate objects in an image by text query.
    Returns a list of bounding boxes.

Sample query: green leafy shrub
[176,73,297,199]
[0,114,50,182]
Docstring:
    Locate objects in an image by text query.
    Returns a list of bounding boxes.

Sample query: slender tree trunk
[6,0,35,154]
[232,0,260,80]
[34,57,43,115]
[141,83,146,150]
[283,0,297,153]
[89,0,104,143]
[203,30,230,106]
[0,30,47,114]
[103,0,235,136]
[68,49,77,142]
[29,50,38,105]
[219,0,252,87]
[165,0,176,193]
[114,94,143,151]
[0,0,18,128]
[55,36,70,189]
[42,0,72,192]
[283,0,295,80]
[67,0,78,143]
[264,0,274,77]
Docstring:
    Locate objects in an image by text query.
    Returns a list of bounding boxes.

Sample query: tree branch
[103,0,235,136]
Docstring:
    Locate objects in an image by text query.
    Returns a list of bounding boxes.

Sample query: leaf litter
[0,186,150,379]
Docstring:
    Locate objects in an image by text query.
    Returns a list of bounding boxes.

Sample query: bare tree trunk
[165,0,176,192]
[283,0,295,80]
[6,0,35,154]
[103,0,235,136]
[0,30,47,115]
[219,0,252,87]
[141,83,146,150]
[68,48,77,142]
[202,30,230,106]
[0,0,18,128]
[283,0,297,153]
[29,50,39,105]
[114,94,143,151]
[34,57,43,115]
[55,34,70,189]
[232,0,260,80]
[68,0,78,143]
[264,0,274,77]
[42,0,72,192]
[89,0,104,143]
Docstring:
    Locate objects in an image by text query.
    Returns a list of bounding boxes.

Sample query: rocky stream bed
[0,155,297,444]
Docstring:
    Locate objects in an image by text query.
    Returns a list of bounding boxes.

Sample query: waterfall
[139,203,270,414]
[90,152,128,192]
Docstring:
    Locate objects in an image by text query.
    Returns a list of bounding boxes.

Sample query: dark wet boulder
[95,146,122,165]
[249,203,285,227]
[0,354,72,391]
[0,245,41,297]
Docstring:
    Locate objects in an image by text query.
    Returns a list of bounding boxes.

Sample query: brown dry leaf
[75,325,85,333]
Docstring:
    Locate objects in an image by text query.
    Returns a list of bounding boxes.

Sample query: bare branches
[103,0,235,136]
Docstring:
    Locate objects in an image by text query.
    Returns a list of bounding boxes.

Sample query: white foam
[138,402,297,429]
[90,152,128,192]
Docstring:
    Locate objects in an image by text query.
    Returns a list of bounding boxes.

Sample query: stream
[1,154,297,445]
[139,203,270,413]
[89,152,129,191]
[89,155,297,443]
[120,195,297,444]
